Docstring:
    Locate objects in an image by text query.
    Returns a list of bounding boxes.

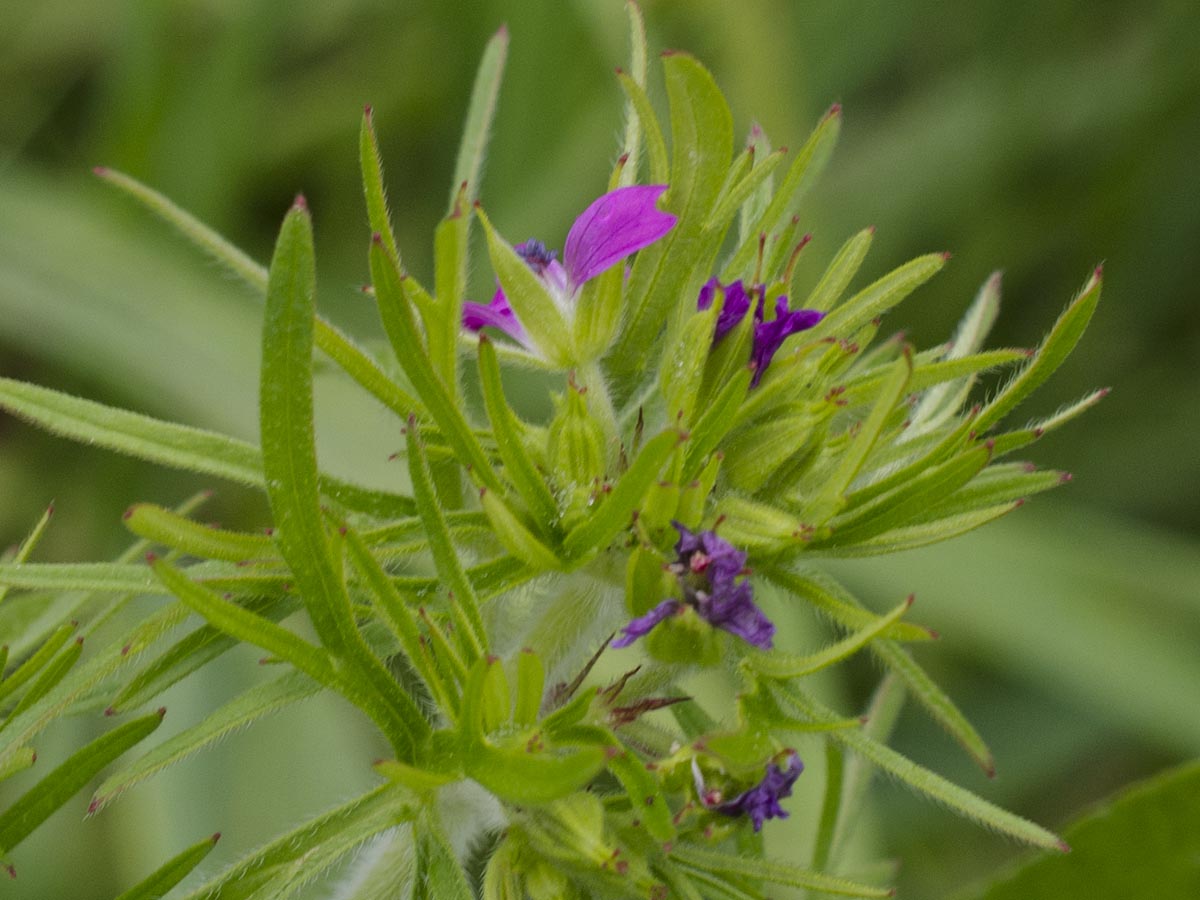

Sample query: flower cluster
[695,751,805,832]
[462,185,676,352]
[614,522,775,650]
[697,278,825,386]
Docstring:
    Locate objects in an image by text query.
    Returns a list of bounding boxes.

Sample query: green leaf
[706,146,789,231]
[4,635,83,723]
[973,266,1102,433]
[0,622,74,706]
[670,843,892,899]
[616,0,649,186]
[612,52,733,382]
[804,227,875,312]
[776,682,1065,851]
[746,595,913,679]
[342,525,458,717]
[178,784,416,900]
[374,757,459,793]
[809,501,1020,557]
[451,25,508,213]
[477,336,560,531]
[405,419,487,660]
[0,747,35,783]
[808,350,912,522]
[960,760,1200,900]
[0,709,164,856]
[561,428,681,561]
[93,671,319,814]
[113,832,221,900]
[722,105,842,280]
[123,503,277,562]
[359,105,401,264]
[260,198,355,655]
[760,567,935,643]
[807,253,947,343]
[413,809,474,900]
[513,649,545,729]
[369,236,501,491]
[616,70,669,185]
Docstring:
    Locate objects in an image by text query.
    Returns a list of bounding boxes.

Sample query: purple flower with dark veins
[614,522,775,650]
[463,185,676,351]
[712,750,804,832]
[697,277,824,386]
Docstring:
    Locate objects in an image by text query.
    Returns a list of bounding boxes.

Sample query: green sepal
[547,380,608,500]
[429,196,470,390]
[4,635,83,724]
[682,365,753,482]
[0,622,74,706]
[808,252,947,342]
[476,207,574,366]
[359,106,401,263]
[607,744,676,842]
[573,264,625,362]
[513,649,546,728]
[374,758,460,793]
[561,428,681,562]
[716,495,813,557]
[646,605,721,666]
[112,832,221,900]
[615,69,669,185]
[676,453,721,530]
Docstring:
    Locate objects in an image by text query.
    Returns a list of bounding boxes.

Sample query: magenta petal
[563,185,676,287]
[462,288,530,347]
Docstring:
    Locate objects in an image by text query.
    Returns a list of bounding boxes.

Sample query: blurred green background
[1,0,1198,897]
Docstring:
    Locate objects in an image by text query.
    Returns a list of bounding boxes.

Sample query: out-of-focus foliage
[0,1,1197,898]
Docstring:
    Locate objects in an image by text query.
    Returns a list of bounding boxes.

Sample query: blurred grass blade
[451,25,508,213]
[777,682,1065,851]
[93,671,319,814]
[96,167,425,421]
[113,832,221,900]
[178,784,416,900]
[671,843,892,898]
[0,709,164,857]
[0,503,54,606]
[0,378,411,518]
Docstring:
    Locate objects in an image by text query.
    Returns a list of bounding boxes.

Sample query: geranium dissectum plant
[0,5,1105,898]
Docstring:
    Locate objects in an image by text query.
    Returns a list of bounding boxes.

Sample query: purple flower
[463,185,676,350]
[712,750,804,832]
[697,277,824,386]
[614,522,775,650]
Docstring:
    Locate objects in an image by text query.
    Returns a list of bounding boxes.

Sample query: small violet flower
[613,522,775,650]
[697,278,824,386]
[462,185,676,350]
[694,751,805,832]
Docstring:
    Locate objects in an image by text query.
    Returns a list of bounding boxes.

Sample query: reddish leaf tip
[1060,472,1074,483]
[104,706,116,716]
[46,501,55,516]
[1093,263,1104,279]
[926,628,941,640]
[144,551,157,564]
[940,251,953,262]
[75,636,85,646]
[867,224,877,234]
[827,102,843,117]
[1057,839,1072,853]
[363,103,373,118]
[1014,498,1028,508]
[92,165,109,176]
[905,593,915,608]
[211,832,222,844]
[121,644,131,656]
[615,66,625,75]
[87,799,100,815]
[371,231,384,245]
[5,864,16,879]
[122,506,135,520]
[156,706,167,718]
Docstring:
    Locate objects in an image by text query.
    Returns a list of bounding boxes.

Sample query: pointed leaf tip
[827,102,843,117]
[92,165,108,176]
[211,832,222,844]
[292,194,308,211]
[363,103,373,118]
